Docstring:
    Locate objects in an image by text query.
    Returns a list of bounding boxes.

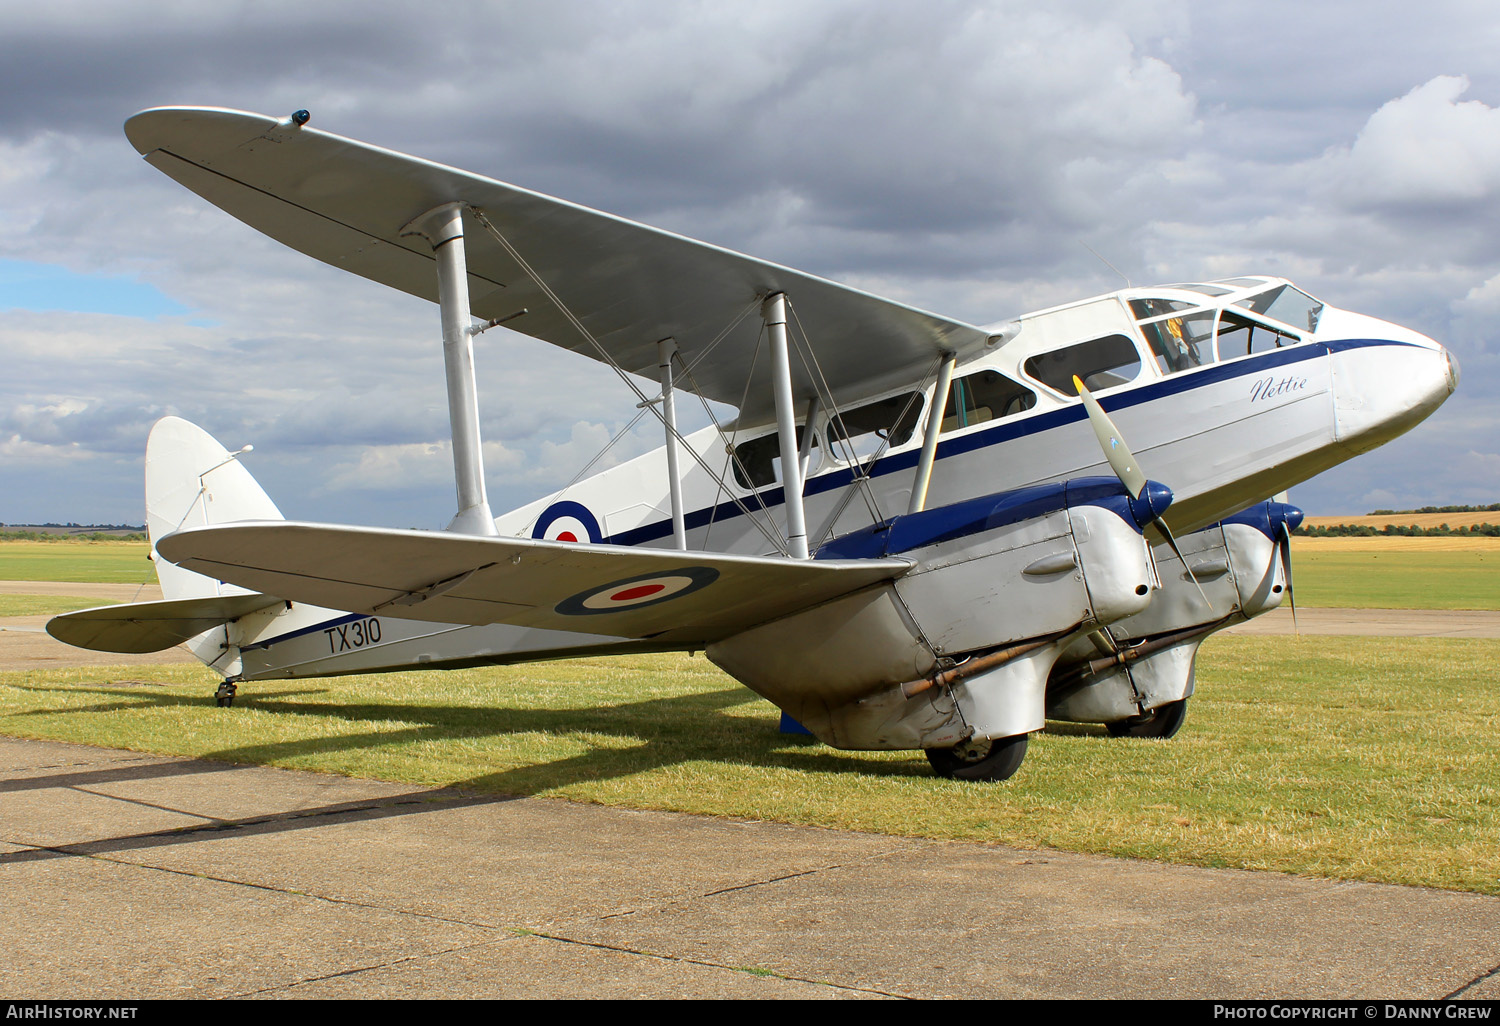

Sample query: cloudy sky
[3,0,1498,528]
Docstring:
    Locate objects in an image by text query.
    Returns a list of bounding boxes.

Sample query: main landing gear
[1107,698,1188,739]
[214,680,239,707]
[926,733,1029,782]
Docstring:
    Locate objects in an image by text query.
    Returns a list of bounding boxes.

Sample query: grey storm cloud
[2,0,1499,525]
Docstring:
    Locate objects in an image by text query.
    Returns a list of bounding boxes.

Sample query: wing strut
[763,293,810,559]
[657,337,688,550]
[908,353,956,514]
[401,202,498,537]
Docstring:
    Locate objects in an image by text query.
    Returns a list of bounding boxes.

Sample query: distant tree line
[0,530,147,542]
[0,522,145,531]
[1366,504,1500,515]
[1296,522,1500,537]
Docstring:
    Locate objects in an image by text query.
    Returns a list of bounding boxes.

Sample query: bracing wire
[470,206,792,555]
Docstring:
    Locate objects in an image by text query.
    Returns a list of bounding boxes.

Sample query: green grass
[0,595,122,617]
[1294,548,1500,609]
[0,540,154,584]
[3,637,1497,895]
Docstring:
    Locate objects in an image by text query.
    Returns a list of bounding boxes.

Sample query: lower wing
[154,522,911,645]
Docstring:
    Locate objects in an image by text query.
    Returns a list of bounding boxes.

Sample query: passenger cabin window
[827,392,923,464]
[940,369,1036,433]
[1215,311,1299,358]
[732,427,820,490]
[1024,334,1143,395]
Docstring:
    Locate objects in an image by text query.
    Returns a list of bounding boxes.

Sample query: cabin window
[731,427,820,489]
[1138,311,1216,375]
[1235,285,1323,333]
[1023,334,1142,395]
[1215,311,1300,359]
[827,392,923,464]
[940,369,1036,433]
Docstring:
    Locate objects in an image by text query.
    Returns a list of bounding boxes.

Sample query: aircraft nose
[1330,331,1456,453]
[1444,345,1461,393]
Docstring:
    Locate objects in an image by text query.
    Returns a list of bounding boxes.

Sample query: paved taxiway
[4,736,1499,1000]
[4,585,1499,998]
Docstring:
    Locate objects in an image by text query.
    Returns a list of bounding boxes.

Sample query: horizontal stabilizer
[46,594,285,654]
[155,522,911,644]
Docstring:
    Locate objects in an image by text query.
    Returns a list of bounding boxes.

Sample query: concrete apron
[2,736,1498,1000]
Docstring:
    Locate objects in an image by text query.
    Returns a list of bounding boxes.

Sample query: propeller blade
[1157,516,1214,613]
[1278,521,1298,634]
[1072,375,1147,499]
[1073,374,1211,613]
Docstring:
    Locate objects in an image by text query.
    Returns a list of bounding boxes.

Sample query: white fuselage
[232,277,1456,681]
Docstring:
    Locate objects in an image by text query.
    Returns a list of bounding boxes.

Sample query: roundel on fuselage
[531,500,603,544]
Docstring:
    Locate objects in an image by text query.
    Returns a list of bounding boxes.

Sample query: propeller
[1072,375,1212,611]
[1267,500,1305,633]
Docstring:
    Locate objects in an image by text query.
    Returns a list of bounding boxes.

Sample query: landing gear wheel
[214,681,238,708]
[926,733,1028,782]
[1107,698,1187,739]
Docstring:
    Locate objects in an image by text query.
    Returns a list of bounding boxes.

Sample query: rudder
[146,416,283,600]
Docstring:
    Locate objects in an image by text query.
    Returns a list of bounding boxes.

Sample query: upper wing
[47,594,284,653]
[155,522,909,644]
[125,107,993,423]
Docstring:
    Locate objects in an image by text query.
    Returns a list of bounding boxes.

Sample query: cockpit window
[1235,285,1323,333]
[1023,334,1142,395]
[1160,283,1233,297]
[1129,298,1197,320]
[1138,311,1216,375]
[940,369,1036,433]
[1215,311,1300,358]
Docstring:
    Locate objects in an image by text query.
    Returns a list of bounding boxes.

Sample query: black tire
[925,733,1028,781]
[1107,698,1187,739]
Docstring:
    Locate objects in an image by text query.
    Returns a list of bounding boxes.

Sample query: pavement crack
[5,842,511,932]
[1444,959,1500,999]
[512,928,909,998]
[227,937,505,998]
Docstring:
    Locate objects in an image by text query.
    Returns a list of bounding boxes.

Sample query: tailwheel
[925,733,1028,782]
[214,681,238,707]
[1107,698,1187,739]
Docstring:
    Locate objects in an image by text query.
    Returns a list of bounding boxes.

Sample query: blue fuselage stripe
[604,338,1408,547]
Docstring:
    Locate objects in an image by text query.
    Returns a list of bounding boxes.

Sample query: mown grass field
[2,635,1497,894]
[1290,536,1500,610]
[0,539,153,584]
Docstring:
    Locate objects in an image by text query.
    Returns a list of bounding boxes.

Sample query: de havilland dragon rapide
[49,107,1459,781]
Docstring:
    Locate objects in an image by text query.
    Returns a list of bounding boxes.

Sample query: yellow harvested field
[1304,512,1500,529]
[1291,535,1500,553]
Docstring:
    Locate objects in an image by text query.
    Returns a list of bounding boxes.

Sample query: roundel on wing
[555,566,720,616]
[531,500,603,544]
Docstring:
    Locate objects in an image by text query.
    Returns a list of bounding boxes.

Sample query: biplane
[48,107,1459,781]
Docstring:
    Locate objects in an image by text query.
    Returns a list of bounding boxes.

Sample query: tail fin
[146,416,283,600]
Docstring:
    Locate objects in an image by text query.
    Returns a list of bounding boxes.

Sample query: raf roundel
[531,500,603,544]
[556,567,720,616]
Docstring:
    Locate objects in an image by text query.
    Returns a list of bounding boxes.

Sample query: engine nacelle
[708,478,1164,750]
[1046,500,1302,725]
